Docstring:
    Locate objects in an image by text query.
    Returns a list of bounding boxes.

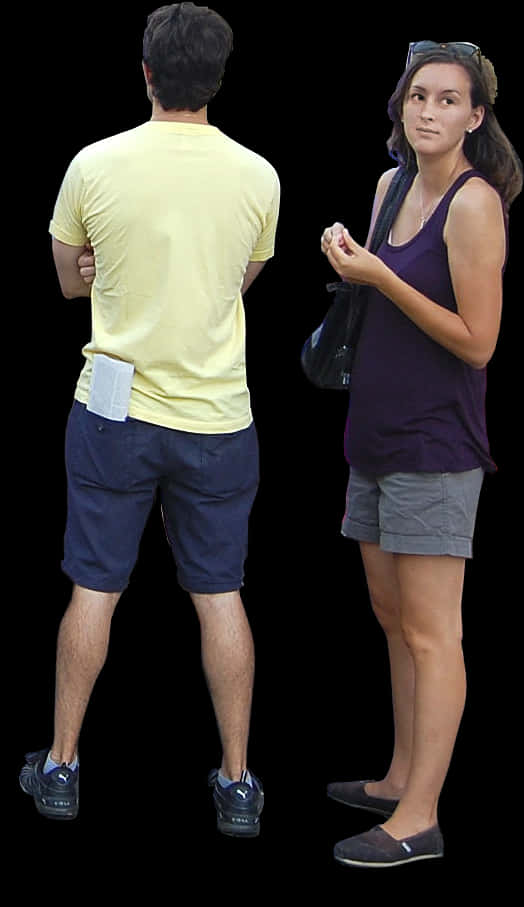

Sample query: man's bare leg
[190,591,254,781]
[50,584,121,765]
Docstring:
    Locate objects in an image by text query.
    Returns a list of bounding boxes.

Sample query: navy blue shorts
[62,401,259,594]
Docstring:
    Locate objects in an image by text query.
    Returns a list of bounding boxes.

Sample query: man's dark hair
[143,3,233,111]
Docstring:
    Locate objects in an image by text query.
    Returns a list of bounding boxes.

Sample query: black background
[9,4,522,895]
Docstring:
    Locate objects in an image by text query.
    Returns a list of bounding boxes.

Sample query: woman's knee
[395,553,465,655]
[360,543,402,633]
[368,585,402,633]
[399,614,463,658]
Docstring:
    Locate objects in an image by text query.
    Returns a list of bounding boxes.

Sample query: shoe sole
[35,803,78,820]
[216,817,261,838]
[335,852,444,868]
[327,791,396,817]
[19,775,78,820]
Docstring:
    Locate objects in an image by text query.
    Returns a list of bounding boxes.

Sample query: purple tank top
[345,169,503,476]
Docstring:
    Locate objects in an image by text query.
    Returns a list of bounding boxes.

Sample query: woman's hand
[325,228,388,287]
[320,222,345,256]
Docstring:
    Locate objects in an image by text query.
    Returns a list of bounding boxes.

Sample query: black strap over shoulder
[300,166,414,391]
[325,167,413,297]
[368,166,413,253]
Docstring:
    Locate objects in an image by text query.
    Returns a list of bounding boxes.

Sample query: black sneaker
[19,749,79,820]
[208,768,263,837]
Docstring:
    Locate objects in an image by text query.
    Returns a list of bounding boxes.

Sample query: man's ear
[142,61,154,102]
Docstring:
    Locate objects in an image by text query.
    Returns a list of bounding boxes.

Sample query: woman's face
[402,62,484,159]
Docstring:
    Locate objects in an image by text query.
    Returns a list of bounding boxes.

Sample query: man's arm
[52,237,92,299]
[60,248,264,298]
[241,261,266,295]
[242,169,279,295]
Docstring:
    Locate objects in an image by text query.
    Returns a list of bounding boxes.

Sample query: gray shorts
[341,468,484,558]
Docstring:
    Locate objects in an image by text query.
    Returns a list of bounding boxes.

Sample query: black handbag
[301,167,412,390]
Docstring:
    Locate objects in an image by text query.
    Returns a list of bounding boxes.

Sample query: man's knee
[189,589,242,616]
[69,584,122,618]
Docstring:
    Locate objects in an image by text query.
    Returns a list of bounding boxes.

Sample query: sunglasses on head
[406,41,482,70]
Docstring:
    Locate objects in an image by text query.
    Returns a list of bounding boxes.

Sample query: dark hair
[387,48,523,209]
[142,2,233,112]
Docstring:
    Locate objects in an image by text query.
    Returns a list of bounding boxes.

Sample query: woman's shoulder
[447,173,505,233]
[368,167,401,219]
[375,166,401,199]
[373,166,414,212]
[444,173,506,252]
[364,167,408,247]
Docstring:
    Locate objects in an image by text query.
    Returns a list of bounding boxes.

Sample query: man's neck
[150,100,208,125]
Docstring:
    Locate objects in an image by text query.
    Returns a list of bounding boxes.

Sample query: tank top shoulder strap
[430,169,487,235]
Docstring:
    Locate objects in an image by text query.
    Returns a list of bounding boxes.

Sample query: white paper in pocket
[87,354,135,422]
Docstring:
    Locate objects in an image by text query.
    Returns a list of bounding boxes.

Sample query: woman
[321,42,522,868]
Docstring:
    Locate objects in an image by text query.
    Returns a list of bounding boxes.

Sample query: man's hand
[77,243,96,285]
[52,237,92,299]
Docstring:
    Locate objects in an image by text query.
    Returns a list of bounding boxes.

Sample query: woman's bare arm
[325,177,506,368]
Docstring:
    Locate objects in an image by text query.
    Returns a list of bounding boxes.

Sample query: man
[20,2,279,837]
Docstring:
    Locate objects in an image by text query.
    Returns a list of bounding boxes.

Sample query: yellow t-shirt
[49,121,280,432]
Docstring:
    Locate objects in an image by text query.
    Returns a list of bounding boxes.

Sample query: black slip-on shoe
[19,749,79,820]
[327,780,398,817]
[208,769,264,838]
[334,824,444,868]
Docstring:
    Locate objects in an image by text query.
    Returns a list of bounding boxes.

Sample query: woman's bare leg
[359,542,415,799]
[381,553,466,838]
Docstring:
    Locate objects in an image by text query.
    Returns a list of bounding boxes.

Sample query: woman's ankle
[365,777,406,799]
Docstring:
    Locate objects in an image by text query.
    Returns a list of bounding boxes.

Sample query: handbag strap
[327,167,414,343]
[368,166,413,253]
[324,167,413,302]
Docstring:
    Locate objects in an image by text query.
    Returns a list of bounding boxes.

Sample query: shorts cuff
[61,561,129,594]
[341,518,380,545]
[380,533,473,558]
[179,579,243,595]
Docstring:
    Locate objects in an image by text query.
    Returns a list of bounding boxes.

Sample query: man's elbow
[59,285,76,300]
[242,260,267,295]
[57,277,88,300]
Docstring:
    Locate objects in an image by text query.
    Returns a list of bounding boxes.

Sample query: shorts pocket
[66,402,139,492]
[379,472,447,537]
[442,469,483,540]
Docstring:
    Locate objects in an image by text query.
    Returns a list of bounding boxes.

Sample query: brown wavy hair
[387,47,522,209]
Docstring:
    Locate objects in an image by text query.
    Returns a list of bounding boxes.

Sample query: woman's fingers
[321,221,345,254]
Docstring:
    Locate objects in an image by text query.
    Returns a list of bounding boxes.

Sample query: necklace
[418,169,461,229]
[418,181,441,228]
